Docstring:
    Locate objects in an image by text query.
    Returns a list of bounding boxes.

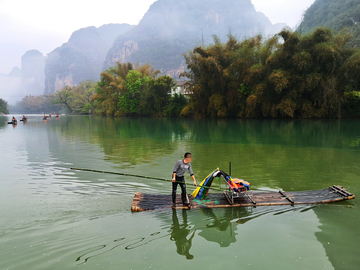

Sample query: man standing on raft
[172,152,197,208]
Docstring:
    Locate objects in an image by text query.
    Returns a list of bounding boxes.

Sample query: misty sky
[0,0,315,74]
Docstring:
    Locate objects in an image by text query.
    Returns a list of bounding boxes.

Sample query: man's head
[184,152,192,163]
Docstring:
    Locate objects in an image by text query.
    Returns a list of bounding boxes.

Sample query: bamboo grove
[180,27,360,118]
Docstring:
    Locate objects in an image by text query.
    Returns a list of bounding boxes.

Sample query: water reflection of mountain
[54,117,360,163]
[0,116,7,129]
[181,119,360,149]
[53,116,191,166]
[313,204,360,270]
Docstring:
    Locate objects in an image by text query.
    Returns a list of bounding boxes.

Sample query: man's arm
[191,175,196,186]
[172,161,180,182]
[188,164,196,185]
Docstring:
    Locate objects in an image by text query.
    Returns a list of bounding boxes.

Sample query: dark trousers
[172,176,188,204]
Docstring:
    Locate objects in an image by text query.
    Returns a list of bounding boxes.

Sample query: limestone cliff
[104,0,287,77]
[21,50,45,96]
[44,24,134,94]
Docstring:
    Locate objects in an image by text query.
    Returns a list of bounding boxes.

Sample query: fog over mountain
[0,50,45,104]
[0,0,317,102]
[21,50,46,96]
[44,24,134,94]
[0,12,68,74]
[104,0,286,78]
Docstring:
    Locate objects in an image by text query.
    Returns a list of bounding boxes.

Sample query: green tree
[248,28,352,118]
[0,98,9,114]
[51,81,97,114]
[118,70,150,115]
[140,75,176,116]
[52,86,75,112]
[71,81,97,113]
[181,34,279,117]
[92,62,160,116]
[164,93,188,117]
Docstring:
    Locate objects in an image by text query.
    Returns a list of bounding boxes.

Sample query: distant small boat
[20,117,27,122]
[7,120,17,125]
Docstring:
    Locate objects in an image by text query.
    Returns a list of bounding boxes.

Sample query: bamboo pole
[70,167,225,192]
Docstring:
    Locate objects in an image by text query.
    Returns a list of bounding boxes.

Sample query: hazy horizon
[0,0,315,75]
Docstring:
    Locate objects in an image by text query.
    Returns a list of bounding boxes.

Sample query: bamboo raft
[131,185,355,212]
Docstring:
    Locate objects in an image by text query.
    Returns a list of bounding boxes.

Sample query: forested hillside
[300,0,360,46]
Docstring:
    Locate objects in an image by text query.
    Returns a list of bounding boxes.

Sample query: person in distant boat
[172,152,196,208]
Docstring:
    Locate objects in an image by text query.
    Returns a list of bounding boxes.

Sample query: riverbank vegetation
[0,98,9,114]
[50,62,187,117]
[90,62,187,117]
[52,81,97,114]
[9,95,59,114]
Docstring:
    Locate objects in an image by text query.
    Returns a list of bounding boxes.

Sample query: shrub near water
[343,91,360,117]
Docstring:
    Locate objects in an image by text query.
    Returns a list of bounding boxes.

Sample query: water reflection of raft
[131,185,355,212]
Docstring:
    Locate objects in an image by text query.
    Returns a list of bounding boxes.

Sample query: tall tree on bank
[52,86,75,112]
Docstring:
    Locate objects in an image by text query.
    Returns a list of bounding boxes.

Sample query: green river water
[0,115,359,270]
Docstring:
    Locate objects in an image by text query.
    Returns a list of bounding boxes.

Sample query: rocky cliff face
[21,50,45,96]
[44,24,134,94]
[104,0,286,77]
